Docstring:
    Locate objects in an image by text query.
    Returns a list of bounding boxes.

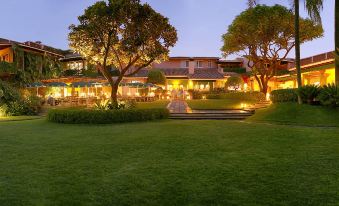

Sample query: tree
[147,69,166,85]
[248,0,324,102]
[225,76,244,91]
[335,1,339,86]
[69,0,177,105]
[221,5,323,94]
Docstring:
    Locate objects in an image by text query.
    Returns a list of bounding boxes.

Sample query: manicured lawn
[248,103,339,127]
[136,100,170,109]
[1,119,339,205]
[0,116,41,122]
[187,99,256,110]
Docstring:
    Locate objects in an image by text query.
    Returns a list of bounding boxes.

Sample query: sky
[0,0,335,59]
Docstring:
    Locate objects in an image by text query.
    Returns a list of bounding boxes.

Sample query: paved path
[167,100,191,113]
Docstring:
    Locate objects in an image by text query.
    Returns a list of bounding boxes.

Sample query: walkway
[167,100,192,113]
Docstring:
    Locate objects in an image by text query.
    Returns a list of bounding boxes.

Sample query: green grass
[136,100,170,109]
[1,119,339,205]
[187,99,256,110]
[248,103,339,127]
[0,116,41,122]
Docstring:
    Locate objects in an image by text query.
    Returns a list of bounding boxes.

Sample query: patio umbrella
[46,82,68,87]
[27,82,45,96]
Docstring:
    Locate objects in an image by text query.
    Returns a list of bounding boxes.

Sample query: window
[208,61,212,68]
[183,60,189,68]
[196,61,203,68]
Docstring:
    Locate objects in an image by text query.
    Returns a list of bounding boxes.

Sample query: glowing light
[127,92,131,96]
[135,92,140,97]
[266,93,271,101]
[187,95,191,100]
[244,83,248,91]
[202,95,206,100]
[149,92,155,97]
[166,96,170,100]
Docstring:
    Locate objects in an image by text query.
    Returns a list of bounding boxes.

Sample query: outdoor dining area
[27,81,163,107]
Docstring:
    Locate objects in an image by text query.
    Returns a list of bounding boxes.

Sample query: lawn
[136,100,170,109]
[0,116,41,122]
[248,103,339,127]
[187,99,256,110]
[1,119,339,205]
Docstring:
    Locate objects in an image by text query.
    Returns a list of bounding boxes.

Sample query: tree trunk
[295,0,303,104]
[111,83,119,107]
[335,0,339,85]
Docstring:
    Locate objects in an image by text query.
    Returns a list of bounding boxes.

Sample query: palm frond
[305,0,324,24]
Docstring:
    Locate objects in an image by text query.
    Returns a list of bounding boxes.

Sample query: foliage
[47,108,169,124]
[147,69,166,85]
[223,67,246,74]
[94,99,137,110]
[318,83,339,107]
[225,76,244,90]
[0,80,20,105]
[297,85,321,104]
[206,91,265,102]
[0,61,16,73]
[270,89,298,103]
[221,4,323,94]
[68,0,177,103]
[63,69,79,76]
[10,45,62,86]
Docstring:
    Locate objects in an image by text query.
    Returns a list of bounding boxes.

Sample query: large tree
[249,0,325,102]
[69,0,177,105]
[222,5,323,94]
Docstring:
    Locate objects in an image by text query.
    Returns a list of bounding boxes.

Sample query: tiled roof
[188,68,224,80]
[132,68,225,80]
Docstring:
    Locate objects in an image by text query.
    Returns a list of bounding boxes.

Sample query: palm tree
[247,0,324,103]
[335,1,339,85]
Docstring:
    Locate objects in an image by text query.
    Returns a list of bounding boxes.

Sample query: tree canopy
[147,69,166,85]
[68,0,177,103]
[221,4,323,94]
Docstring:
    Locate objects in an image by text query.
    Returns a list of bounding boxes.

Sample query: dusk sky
[0,0,335,59]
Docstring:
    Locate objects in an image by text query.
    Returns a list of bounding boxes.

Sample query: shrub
[94,99,137,110]
[318,83,339,107]
[47,108,170,124]
[270,89,298,103]
[147,69,166,85]
[298,85,321,104]
[0,80,21,104]
[225,76,244,90]
[206,91,265,101]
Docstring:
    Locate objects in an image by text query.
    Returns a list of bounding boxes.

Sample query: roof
[132,68,225,80]
[188,68,225,80]
[0,38,65,57]
[169,56,220,60]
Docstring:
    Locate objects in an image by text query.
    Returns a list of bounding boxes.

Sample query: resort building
[0,37,337,99]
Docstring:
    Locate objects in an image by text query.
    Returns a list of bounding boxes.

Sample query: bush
[147,69,166,85]
[225,76,244,90]
[298,85,321,104]
[318,83,339,107]
[0,80,21,104]
[206,91,265,101]
[47,108,170,124]
[270,89,298,103]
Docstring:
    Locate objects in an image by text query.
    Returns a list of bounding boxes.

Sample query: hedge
[270,89,298,103]
[47,108,170,124]
[206,91,265,101]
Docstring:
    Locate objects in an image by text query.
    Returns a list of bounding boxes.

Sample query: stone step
[169,115,249,120]
[170,113,253,117]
